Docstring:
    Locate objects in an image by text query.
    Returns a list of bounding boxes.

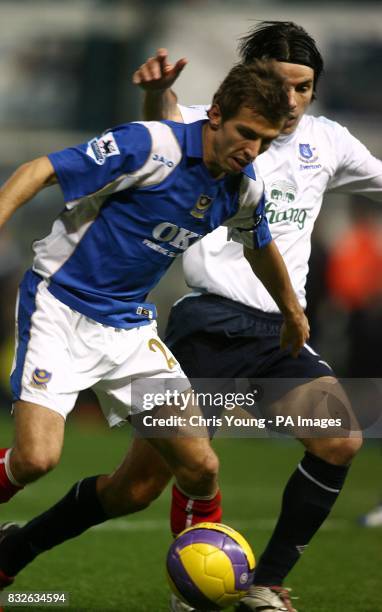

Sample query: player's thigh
[11,272,83,421]
[270,376,360,434]
[98,437,172,516]
[281,376,352,414]
[94,321,190,427]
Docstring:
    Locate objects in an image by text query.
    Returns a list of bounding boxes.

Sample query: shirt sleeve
[223,174,272,250]
[327,124,382,200]
[178,104,210,124]
[48,122,152,204]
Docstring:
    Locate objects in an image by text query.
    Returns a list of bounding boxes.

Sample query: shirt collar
[185,120,205,158]
[243,163,256,180]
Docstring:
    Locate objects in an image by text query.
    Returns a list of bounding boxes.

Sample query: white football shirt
[179,106,382,312]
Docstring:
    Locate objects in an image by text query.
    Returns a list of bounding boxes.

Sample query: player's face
[272,62,315,134]
[208,105,282,175]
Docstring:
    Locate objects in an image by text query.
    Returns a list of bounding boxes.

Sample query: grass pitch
[0,414,381,611]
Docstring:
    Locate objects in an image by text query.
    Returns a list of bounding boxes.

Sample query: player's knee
[191,449,219,483]
[305,435,363,465]
[177,449,219,493]
[12,447,60,483]
[203,450,220,481]
[336,435,363,462]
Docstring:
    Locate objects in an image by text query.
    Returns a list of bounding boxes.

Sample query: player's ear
[207,104,223,130]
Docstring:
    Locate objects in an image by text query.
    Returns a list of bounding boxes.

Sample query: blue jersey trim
[253,193,272,248]
[10,270,42,400]
[243,163,256,180]
[48,281,157,329]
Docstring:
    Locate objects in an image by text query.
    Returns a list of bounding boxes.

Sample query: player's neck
[202,123,226,179]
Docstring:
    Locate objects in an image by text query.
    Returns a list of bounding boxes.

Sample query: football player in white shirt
[131,21,382,612]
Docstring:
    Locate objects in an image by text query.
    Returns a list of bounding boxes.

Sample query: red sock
[0,449,23,504]
[0,568,14,588]
[170,484,222,536]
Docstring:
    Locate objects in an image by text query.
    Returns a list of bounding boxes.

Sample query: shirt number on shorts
[148,338,177,370]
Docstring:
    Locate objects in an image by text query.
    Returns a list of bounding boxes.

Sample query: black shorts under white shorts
[165,293,334,407]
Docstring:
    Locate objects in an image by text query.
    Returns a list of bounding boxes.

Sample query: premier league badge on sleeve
[86,132,120,165]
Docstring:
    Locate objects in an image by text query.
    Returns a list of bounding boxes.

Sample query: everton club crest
[298,143,319,163]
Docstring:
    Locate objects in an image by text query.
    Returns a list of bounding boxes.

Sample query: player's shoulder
[130,119,183,144]
[121,120,201,184]
[296,115,357,161]
[132,120,188,164]
[300,114,350,138]
[99,121,154,158]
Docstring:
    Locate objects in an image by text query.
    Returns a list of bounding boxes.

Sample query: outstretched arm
[0,156,56,229]
[132,48,187,121]
[244,242,310,357]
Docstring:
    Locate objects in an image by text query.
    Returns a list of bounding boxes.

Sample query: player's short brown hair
[211,59,289,125]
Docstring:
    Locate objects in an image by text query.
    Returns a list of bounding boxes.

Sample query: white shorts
[11,272,189,427]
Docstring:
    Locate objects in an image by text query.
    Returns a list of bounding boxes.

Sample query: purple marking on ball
[221,536,255,590]
[222,536,246,564]
[232,562,255,591]
[168,528,254,594]
[167,540,221,610]
[178,528,226,550]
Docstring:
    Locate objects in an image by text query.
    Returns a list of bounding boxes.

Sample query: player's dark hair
[238,21,323,97]
[211,60,289,125]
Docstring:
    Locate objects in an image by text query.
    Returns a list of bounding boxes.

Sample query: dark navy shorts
[165,294,334,406]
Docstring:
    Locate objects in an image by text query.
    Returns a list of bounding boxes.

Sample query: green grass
[0,415,381,611]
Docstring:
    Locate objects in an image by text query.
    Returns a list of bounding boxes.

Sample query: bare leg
[9,401,65,484]
[97,437,173,516]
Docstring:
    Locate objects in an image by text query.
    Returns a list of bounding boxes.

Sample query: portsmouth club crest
[31,368,52,389]
[190,194,213,219]
[298,143,319,163]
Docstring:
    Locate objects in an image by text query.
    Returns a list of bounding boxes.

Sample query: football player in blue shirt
[0,60,309,592]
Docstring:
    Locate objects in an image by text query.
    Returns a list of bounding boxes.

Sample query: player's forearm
[0,156,56,229]
[143,89,182,121]
[244,242,303,318]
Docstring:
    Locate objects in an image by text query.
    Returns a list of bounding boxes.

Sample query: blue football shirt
[31,120,271,328]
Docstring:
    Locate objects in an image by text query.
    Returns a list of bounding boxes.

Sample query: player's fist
[132,48,187,91]
[280,310,310,358]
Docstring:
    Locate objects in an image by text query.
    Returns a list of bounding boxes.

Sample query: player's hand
[132,48,187,91]
[280,310,310,358]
